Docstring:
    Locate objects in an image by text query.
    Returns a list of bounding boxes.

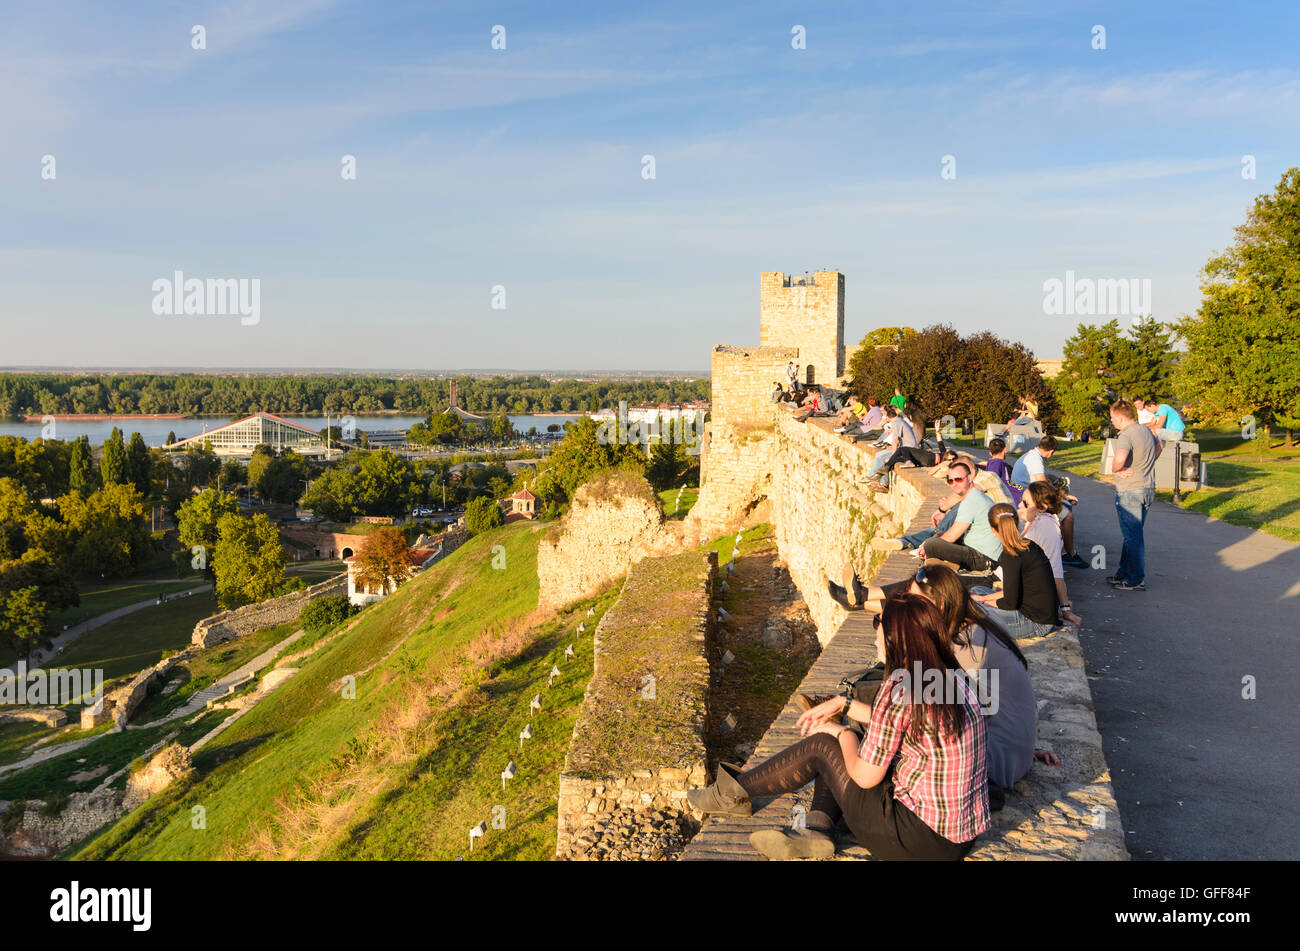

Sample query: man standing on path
[1107,400,1161,591]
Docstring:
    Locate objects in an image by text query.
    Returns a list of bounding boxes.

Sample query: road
[1051,461,1299,860]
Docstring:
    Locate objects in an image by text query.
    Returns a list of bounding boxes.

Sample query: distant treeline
[0,374,712,418]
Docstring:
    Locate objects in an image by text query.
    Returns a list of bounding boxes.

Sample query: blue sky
[2,0,1297,370]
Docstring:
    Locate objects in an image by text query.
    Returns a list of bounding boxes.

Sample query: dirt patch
[704,534,820,770]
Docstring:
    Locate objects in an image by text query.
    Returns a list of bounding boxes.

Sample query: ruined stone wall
[536,473,683,612]
[770,416,934,642]
[759,270,844,384]
[190,574,346,649]
[556,551,714,860]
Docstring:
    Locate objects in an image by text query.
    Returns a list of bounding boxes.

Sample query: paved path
[1,584,212,683]
[1055,462,1300,860]
[131,628,307,729]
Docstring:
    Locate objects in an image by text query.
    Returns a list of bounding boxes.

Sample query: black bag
[837,662,887,734]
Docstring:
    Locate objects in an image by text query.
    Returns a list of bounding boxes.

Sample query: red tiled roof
[510,489,537,501]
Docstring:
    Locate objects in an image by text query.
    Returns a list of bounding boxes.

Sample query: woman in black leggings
[689,593,990,860]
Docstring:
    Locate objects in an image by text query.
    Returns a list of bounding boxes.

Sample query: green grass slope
[72,521,614,861]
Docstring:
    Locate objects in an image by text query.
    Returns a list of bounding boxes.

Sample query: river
[0,414,585,447]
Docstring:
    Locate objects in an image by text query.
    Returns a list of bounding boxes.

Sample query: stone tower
[759,270,845,385]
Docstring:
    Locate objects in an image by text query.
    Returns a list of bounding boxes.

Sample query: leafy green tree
[849,325,1054,430]
[540,416,646,501]
[258,450,308,504]
[860,326,918,347]
[352,526,415,596]
[176,488,240,552]
[247,444,276,494]
[464,496,504,535]
[127,432,152,496]
[100,427,128,485]
[1175,167,1300,445]
[57,483,153,577]
[0,585,48,662]
[646,440,699,492]
[213,512,287,609]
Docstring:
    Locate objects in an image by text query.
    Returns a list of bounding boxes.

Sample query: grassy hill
[71,521,616,861]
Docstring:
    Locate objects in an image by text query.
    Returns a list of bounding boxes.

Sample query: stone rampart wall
[536,473,683,612]
[556,551,714,859]
[190,574,346,649]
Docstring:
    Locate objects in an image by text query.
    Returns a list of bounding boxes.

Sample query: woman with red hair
[689,593,990,860]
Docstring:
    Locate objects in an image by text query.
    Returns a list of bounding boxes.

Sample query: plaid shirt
[859,669,990,843]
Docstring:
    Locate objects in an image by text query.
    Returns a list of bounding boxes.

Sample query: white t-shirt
[1137,408,1155,425]
[1011,448,1045,486]
[1023,513,1063,580]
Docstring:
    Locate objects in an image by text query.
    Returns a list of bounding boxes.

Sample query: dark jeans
[734,733,972,861]
[1115,488,1154,584]
[878,445,937,475]
[921,537,996,573]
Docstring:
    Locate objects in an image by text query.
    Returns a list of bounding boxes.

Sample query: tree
[257,450,308,504]
[213,512,287,609]
[100,427,128,485]
[166,430,177,445]
[57,482,153,577]
[300,593,353,634]
[464,496,504,535]
[540,416,646,501]
[1175,167,1300,445]
[860,326,918,347]
[69,435,97,495]
[247,444,276,494]
[0,585,48,662]
[646,439,699,492]
[127,432,152,496]
[352,526,414,597]
[848,324,1054,430]
[176,488,240,552]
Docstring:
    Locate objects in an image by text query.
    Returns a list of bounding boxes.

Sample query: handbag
[836,662,887,734]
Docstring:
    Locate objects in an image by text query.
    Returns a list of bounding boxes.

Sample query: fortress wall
[556,551,714,860]
[536,473,682,612]
[191,574,346,649]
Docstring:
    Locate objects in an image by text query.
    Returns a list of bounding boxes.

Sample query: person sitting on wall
[914,461,1004,575]
[1143,397,1187,442]
[864,406,919,480]
[982,437,1023,505]
[1019,481,1083,628]
[1011,435,1086,568]
[772,381,786,403]
[835,394,865,428]
[969,503,1060,638]
[841,396,885,441]
[689,593,990,861]
[998,394,1039,438]
[866,420,953,491]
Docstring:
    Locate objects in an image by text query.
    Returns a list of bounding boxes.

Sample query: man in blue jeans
[1106,400,1161,591]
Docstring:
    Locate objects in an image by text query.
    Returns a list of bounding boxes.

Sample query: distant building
[364,429,408,448]
[165,412,325,456]
[507,489,537,522]
[344,546,442,607]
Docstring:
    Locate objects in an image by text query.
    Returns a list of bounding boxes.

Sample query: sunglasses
[946,475,967,484]
[914,565,933,586]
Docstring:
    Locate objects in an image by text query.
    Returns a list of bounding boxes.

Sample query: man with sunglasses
[915,461,1003,574]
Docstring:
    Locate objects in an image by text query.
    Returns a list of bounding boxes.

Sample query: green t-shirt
[890,394,907,410]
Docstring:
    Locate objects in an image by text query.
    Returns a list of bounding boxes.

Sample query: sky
[2,0,1298,371]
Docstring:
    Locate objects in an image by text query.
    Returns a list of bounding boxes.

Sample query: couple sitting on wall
[690,564,1044,861]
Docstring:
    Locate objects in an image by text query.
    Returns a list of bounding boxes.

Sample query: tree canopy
[1175,167,1300,444]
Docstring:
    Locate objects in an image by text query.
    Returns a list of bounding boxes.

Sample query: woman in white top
[1019,482,1082,628]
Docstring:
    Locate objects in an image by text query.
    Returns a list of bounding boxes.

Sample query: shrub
[299,594,354,635]
[464,496,504,535]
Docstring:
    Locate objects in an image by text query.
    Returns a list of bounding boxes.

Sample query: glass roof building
[167,413,326,456]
